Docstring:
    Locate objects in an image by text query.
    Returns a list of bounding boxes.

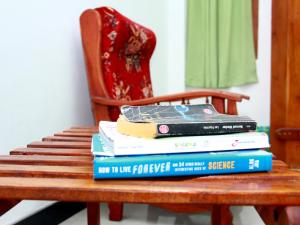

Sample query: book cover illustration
[94,121,269,156]
[118,104,257,137]
[121,104,255,124]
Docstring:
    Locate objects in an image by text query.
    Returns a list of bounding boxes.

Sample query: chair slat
[10,148,92,156]
[70,126,97,130]
[63,128,97,133]
[227,99,238,115]
[211,97,225,113]
[0,155,92,166]
[0,164,92,179]
[27,141,91,149]
[42,136,91,142]
[54,132,93,138]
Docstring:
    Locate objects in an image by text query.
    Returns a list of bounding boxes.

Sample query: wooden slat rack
[0,126,300,225]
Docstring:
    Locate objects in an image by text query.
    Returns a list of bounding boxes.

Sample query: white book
[96,121,270,156]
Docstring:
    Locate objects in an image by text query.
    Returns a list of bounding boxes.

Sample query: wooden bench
[0,126,300,225]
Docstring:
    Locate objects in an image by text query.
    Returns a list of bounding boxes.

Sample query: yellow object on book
[116,104,257,138]
[117,115,157,138]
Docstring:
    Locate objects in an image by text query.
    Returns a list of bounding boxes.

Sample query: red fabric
[96,7,156,121]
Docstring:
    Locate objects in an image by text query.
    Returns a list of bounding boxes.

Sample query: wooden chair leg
[255,206,278,225]
[211,205,233,225]
[278,206,300,225]
[87,202,100,225]
[0,200,20,216]
[108,202,123,221]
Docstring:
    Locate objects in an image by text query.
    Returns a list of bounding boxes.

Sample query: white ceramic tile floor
[59,204,265,225]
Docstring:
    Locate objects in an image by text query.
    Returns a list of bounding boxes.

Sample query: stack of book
[92,104,272,179]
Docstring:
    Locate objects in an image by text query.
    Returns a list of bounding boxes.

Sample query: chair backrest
[80,7,249,124]
[80,7,156,121]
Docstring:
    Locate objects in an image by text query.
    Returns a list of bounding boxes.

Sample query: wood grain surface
[0,126,299,225]
[0,127,299,206]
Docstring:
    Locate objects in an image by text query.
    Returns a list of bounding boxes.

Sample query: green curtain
[186,0,258,88]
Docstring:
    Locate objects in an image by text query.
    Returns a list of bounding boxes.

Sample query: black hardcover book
[116,104,257,138]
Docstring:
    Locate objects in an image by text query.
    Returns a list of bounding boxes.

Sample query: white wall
[0,0,176,224]
[228,0,272,126]
[0,0,271,224]
[0,0,173,154]
[164,0,187,93]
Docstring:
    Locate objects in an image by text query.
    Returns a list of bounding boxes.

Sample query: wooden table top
[0,127,300,206]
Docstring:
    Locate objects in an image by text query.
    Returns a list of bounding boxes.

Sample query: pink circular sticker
[159,125,169,134]
[203,108,213,114]
[232,140,238,147]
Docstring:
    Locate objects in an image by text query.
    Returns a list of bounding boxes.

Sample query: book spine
[156,122,257,137]
[93,150,272,179]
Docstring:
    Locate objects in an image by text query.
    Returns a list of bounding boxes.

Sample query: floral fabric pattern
[96,7,156,120]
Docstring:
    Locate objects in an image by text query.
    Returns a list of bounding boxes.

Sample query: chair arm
[91,90,249,107]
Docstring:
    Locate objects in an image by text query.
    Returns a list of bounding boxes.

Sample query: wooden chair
[79,6,249,222]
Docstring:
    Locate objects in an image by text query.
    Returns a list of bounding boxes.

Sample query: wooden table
[0,127,300,225]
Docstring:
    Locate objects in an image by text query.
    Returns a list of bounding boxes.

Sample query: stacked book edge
[92,104,272,179]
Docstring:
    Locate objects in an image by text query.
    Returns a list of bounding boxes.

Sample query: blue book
[93,140,272,179]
